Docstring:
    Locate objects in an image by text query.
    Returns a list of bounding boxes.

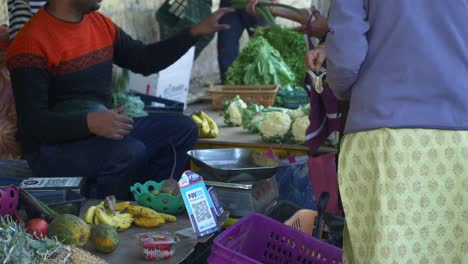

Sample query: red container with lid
[138,232,176,261]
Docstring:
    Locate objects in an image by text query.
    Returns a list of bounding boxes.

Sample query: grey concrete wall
[0,1,7,26]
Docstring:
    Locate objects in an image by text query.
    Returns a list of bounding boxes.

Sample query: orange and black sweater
[6,7,198,155]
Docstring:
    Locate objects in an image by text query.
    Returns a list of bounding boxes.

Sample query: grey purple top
[326,0,468,134]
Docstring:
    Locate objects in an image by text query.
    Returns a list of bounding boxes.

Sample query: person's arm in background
[325,0,369,100]
[246,0,308,23]
[271,6,309,25]
[113,8,234,76]
[246,0,329,39]
[7,0,46,40]
[8,0,33,40]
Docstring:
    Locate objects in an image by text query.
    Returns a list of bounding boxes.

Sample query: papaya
[47,214,90,248]
[91,224,120,253]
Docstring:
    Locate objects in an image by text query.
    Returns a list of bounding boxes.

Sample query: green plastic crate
[283,89,309,109]
[156,0,214,59]
[276,88,309,109]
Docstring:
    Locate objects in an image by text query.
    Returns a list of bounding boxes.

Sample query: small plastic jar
[138,232,176,261]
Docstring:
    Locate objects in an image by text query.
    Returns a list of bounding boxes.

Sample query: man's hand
[191,8,235,37]
[305,47,326,72]
[87,106,134,141]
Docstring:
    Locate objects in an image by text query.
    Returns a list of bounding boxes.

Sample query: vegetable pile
[259,112,292,143]
[0,216,62,263]
[222,97,312,144]
[225,36,295,87]
[256,27,308,87]
[0,216,105,264]
[225,2,309,107]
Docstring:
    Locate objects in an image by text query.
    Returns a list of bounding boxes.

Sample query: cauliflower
[259,112,292,143]
[227,103,243,125]
[241,104,265,133]
[222,95,247,126]
[287,104,310,119]
[249,114,265,134]
[241,104,264,129]
[288,115,310,144]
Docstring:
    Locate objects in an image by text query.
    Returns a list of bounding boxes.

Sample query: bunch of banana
[84,197,178,230]
[191,111,219,138]
[84,197,134,232]
[127,205,172,228]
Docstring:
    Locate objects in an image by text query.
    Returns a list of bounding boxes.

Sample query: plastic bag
[274,157,317,210]
[308,153,343,216]
[324,213,345,248]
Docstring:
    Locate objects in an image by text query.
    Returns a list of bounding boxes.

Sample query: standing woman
[326,0,468,263]
[8,0,46,39]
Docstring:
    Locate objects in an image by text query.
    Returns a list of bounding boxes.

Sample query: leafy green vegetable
[111,67,130,108]
[0,216,63,263]
[256,27,308,87]
[226,36,295,86]
[125,96,148,118]
[230,0,307,86]
[111,68,148,118]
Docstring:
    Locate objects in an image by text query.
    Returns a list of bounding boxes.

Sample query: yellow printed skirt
[338,128,468,264]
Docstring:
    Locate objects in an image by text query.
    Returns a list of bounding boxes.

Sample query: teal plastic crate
[156,0,213,59]
[277,88,309,109]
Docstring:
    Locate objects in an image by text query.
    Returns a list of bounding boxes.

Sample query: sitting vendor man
[6,0,233,199]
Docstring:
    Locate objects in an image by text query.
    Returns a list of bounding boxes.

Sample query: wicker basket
[208,84,280,110]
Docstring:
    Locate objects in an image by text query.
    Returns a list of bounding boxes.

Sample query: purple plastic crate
[0,185,19,216]
[208,214,342,264]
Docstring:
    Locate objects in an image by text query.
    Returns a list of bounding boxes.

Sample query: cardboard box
[127,47,195,110]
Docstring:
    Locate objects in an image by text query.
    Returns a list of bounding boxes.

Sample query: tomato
[26,218,48,238]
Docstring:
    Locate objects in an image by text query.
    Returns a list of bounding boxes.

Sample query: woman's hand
[305,46,327,72]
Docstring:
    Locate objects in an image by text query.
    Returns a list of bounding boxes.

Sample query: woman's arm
[271,6,310,24]
[246,1,329,39]
[326,0,369,100]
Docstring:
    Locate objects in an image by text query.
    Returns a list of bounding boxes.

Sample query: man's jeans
[25,113,198,199]
[217,1,265,83]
